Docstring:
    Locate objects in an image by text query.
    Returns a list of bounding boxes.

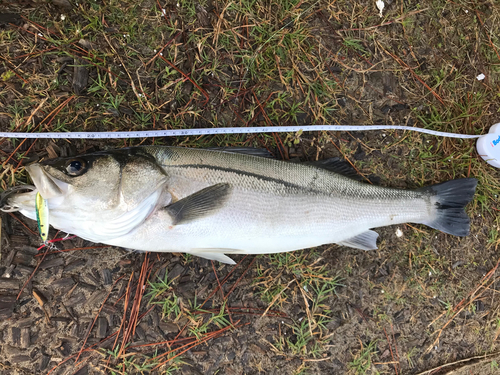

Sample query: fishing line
[0,123,498,168]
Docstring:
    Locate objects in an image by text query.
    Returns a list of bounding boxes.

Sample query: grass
[146,272,182,321]
[348,340,379,375]
[187,300,232,339]
[1,0,500,374]
[103,344,183,374]
[255,251,343,358]
[254,250,343,305]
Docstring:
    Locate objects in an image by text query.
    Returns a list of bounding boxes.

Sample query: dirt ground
[0,0,499,374]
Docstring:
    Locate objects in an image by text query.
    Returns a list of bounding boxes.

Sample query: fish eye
[65,158,87,176]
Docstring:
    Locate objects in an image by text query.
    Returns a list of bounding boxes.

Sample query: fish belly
[107,189,430,255]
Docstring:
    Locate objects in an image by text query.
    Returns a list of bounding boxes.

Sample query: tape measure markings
[0,125,482,139]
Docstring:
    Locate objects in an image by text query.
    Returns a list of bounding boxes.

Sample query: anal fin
[188,249,237,265]
[337,230,379,251]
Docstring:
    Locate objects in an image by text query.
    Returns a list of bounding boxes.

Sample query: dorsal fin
[305,157,362,180]
[207,147,274,158]
[207,147,362,179]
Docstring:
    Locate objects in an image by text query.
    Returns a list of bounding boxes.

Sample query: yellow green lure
[35,192,49,243]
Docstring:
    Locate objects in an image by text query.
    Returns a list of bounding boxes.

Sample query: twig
[336,8,428,32]
[7,212,37,236]
[379,45,444,105]
[328,138,371,184]
[75,275,126,362]
[200,255,248,307]
[428,257,500,351]
[475,11,500,62]
[35,245,109,256]
[159,55,209,105]
[102,33,150,108]
[225,256,256,299]
[383,327,399,375]
[47,332,119,374]
[259,279,295,319]
[0,56,28,84]
[17,247,49,300]
[414,351,500,375]
[13,139,38,173]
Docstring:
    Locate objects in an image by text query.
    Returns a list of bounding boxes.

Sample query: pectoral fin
[166,183,231,225]
[337,230,379,251]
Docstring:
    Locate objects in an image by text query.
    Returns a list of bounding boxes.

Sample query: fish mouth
[25,164,69,199]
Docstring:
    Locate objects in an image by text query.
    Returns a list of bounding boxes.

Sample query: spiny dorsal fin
[305,157,362,180]
[166,183,231,225]
[208,148,362,179]
[208,147,362,178]
[207,147,274,158]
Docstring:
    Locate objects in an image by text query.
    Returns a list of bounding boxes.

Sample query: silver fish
[2,146,477,264]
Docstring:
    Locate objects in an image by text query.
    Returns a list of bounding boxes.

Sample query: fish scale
[2,146,477,264]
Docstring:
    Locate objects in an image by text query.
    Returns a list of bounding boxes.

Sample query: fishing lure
[35,192,49,243]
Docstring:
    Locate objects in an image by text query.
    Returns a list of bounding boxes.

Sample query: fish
[1,146,477,264]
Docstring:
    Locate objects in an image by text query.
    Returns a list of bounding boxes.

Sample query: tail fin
[419,178,477,237]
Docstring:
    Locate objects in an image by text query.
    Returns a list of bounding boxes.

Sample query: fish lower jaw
[3,191,37,213]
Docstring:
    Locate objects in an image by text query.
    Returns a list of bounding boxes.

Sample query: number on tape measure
[0,125,482,140]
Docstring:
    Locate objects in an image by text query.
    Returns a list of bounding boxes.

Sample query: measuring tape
[0,125,483,139]
[1,124,499,168]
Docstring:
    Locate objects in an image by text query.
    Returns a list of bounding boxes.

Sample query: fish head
[26,153,121,207]
[28,148,169,210]
[7,148,169,241]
